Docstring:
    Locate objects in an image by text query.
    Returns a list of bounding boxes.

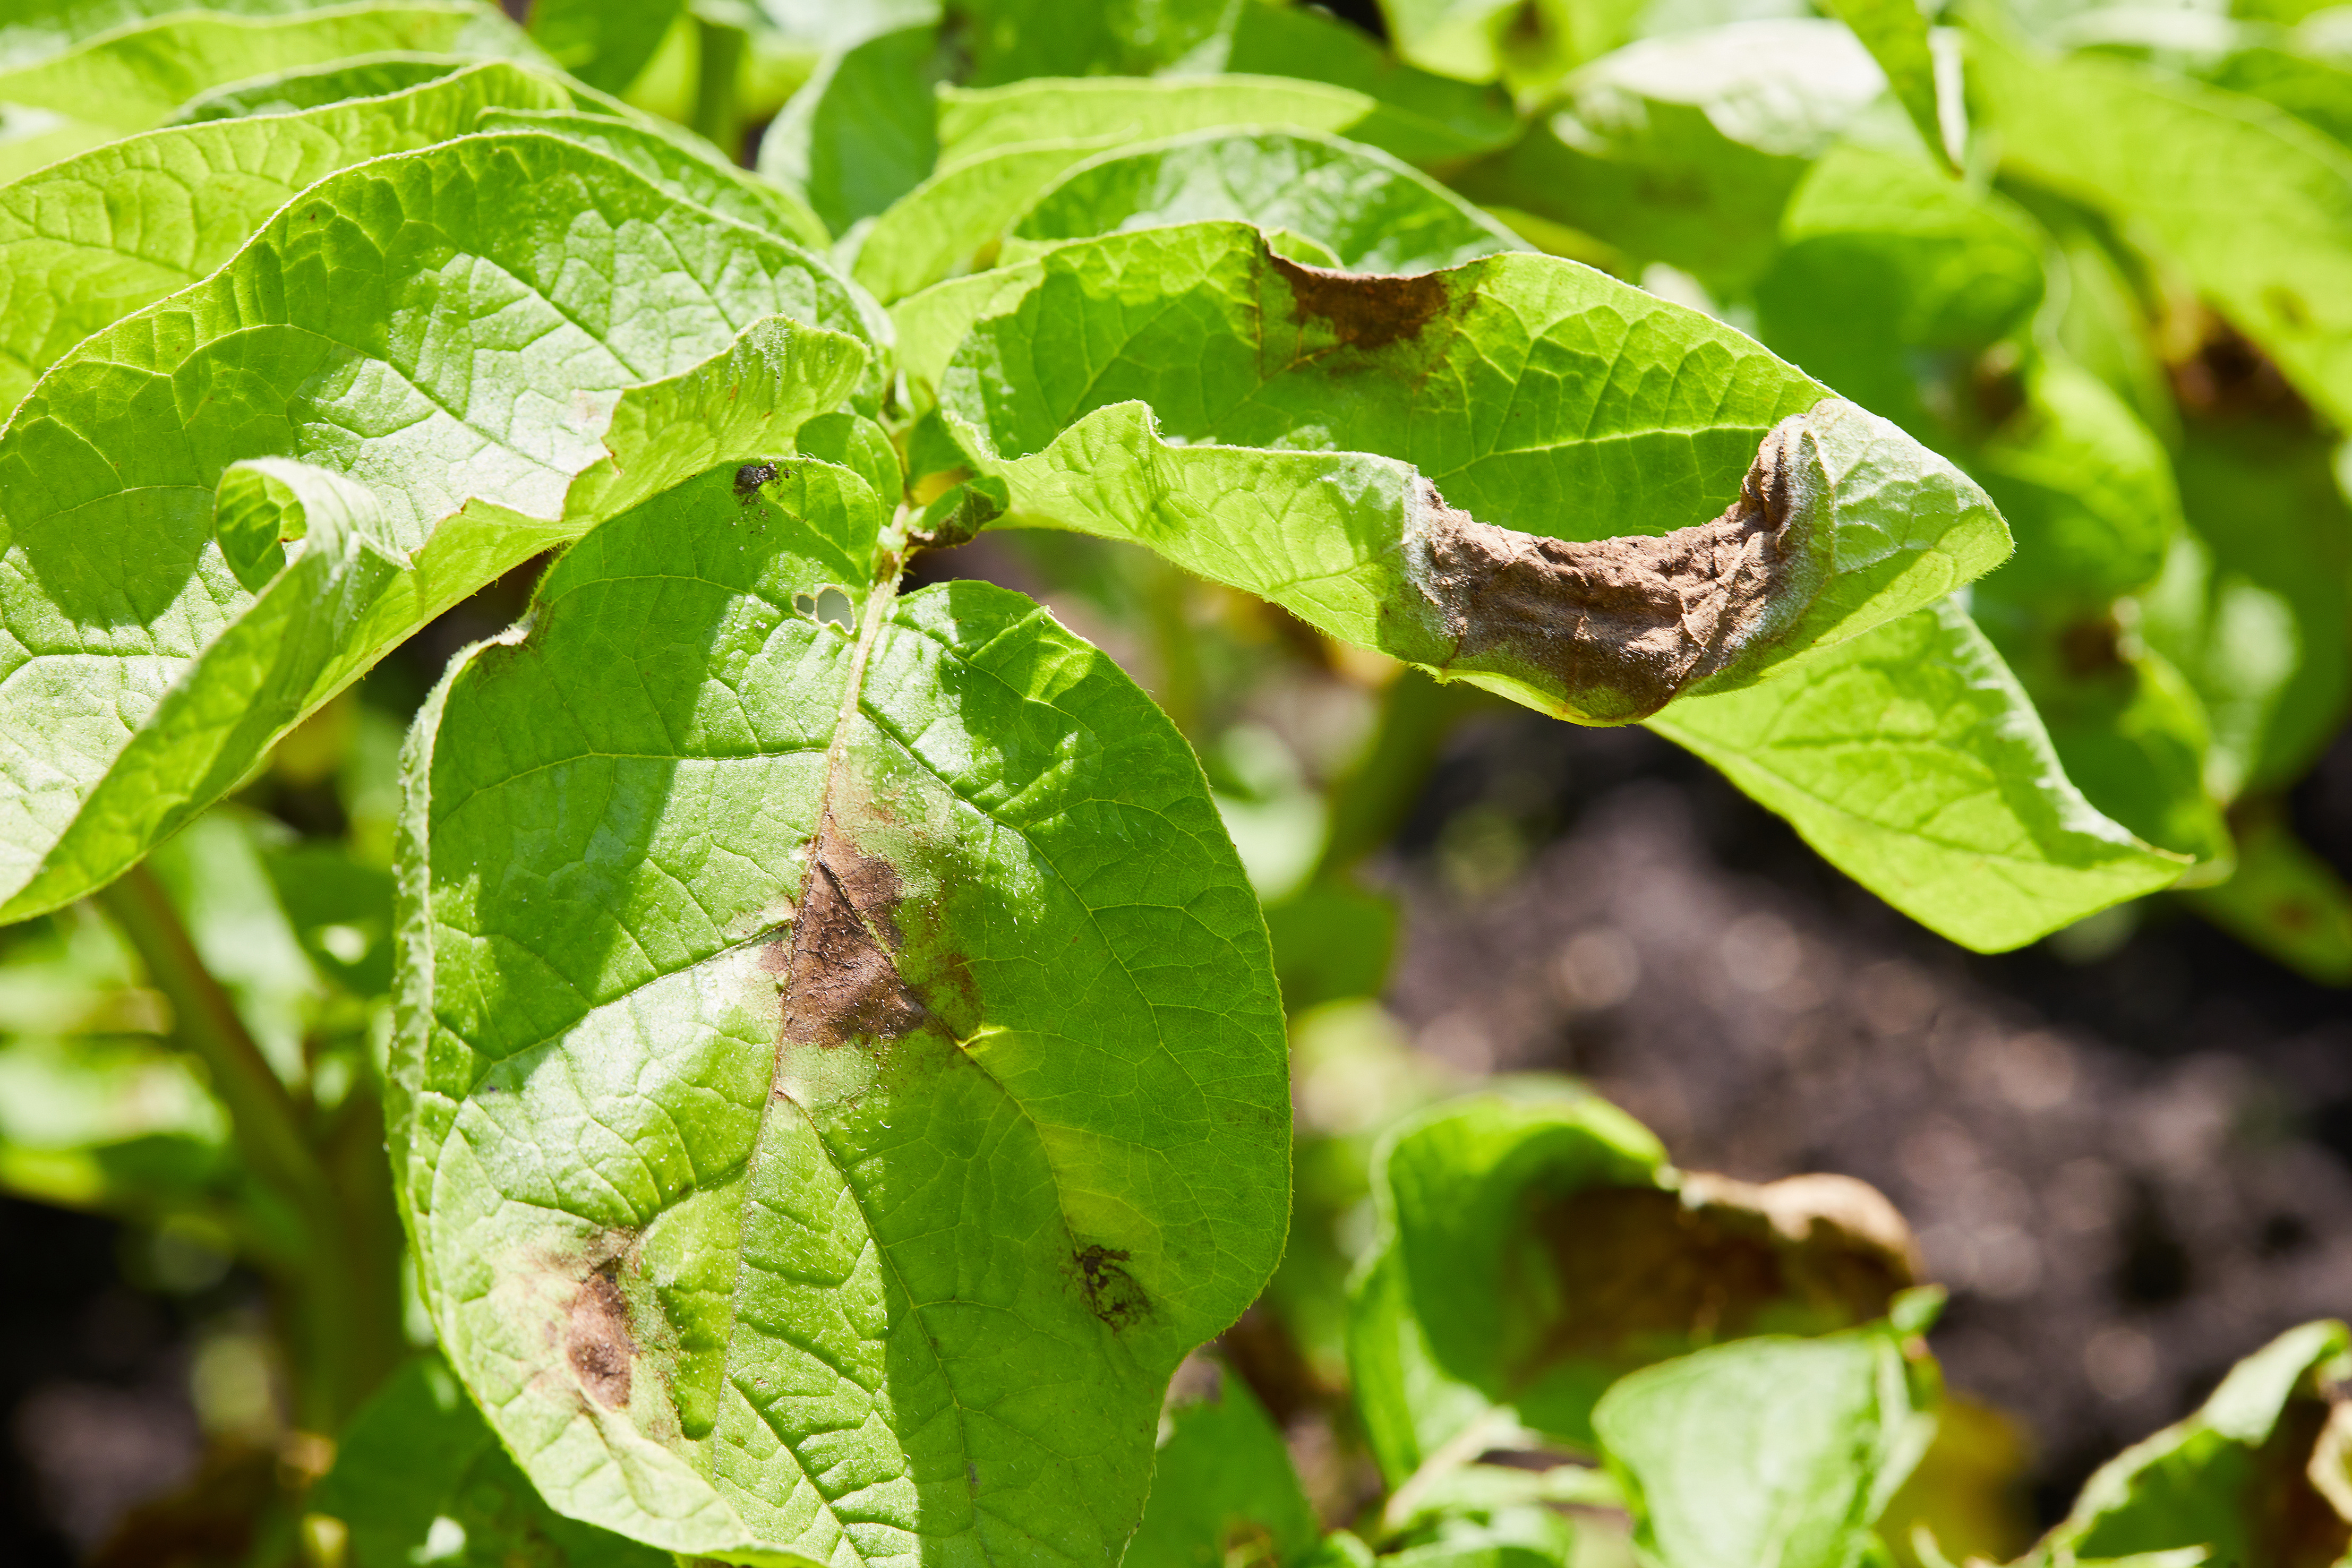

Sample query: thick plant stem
[96,866,387,1432]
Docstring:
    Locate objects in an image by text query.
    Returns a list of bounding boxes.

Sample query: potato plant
[1,0,2348,1565]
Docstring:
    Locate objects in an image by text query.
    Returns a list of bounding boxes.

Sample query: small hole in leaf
[814,587,856,630]
[792,592,817,618]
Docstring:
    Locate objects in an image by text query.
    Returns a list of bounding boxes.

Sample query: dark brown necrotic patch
[1270,253,1450,352]
[1418,416,1812,723]
[566,1271,635,1409]
[1075,1244,1149,1329]
[776,818,926,1047]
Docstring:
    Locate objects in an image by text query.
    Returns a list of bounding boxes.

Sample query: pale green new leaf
[1647,598,2187,950]
[0,62,572,414]
[909,222,2008,724]
[1595,1322,1937,1568]
[0,131,881,921]
[392,461,1289,1563]
[1969,27,2352,427]
[1003,129,1525,275]
[1126,1362,1321,1568]
[0,2,537,135]
[860,75,1379,302]
[1817,0,1953,170]
[308,1356,670,1568]
[2023,1321,2352,1567]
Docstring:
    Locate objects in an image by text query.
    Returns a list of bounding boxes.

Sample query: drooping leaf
[526,0,686,94]
[1002,129,1525,274]
[306,1356,671,1568]
[755,22,941,236]
[2185,810,2352,985]
[1225,2,1521,166]
[2023,1321,2352,1567]
[960,0,1242,84]
[163,52,479,123]
[0,61,572,414]
[1817,0,1954,170]
[904,222,2008,724]
[0,3,538,135]
[1647,598,2188,950]
[0,131,880,921]
[860,76,1379,302]
[1969,26,2352,427]
[391,462,1290,1562]
[1358,1087,1922,1456]
[1126,1360,1321,1568]
[1453,20,1889,290]
[1595,1317,1939,1568]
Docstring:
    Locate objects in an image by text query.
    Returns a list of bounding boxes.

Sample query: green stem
[691,15,745,160]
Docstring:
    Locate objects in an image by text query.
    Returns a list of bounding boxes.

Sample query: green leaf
[0,61,572,415]
[1359,1086,1923,1456]
[1453,20,1890,290]
[908,222,2008,724]
[163,52,479,123]
[2162,421,2352,792]
[391,463,1290,1561]
[2185,810,2352,984]
[0,0,321,71]
[2026,1321,2352,1567]
[0,131,879,921]
[960,0,1241,85]
[1817,0,1954,170]
[476,105,832,248]
[1594,1321,1938,1568]
[861,75,1381,303]
[1754,142,2045,430]
[1375,0,1610,91]
[1349,1240,1507,1488]
[1126,1360,1321,1568]
[1002,129,1526,275]
[0,2,538,134]
[307,1356,671,1568]
[526,0,685,94]
[1971,356,2177,609]
[1968,27,2352,428]
[1264,881,1398,1012]
[1647,598,2188,950]
[755,23,941,236]
[1225,2,1522,166]
[2206,44,2352,149]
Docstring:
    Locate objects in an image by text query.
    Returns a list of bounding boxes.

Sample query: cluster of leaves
[1,0,2349,1564]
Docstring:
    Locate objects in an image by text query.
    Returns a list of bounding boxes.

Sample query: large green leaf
[0,2,536,134]
[1002,129,1525,274]
[164,52,482,122]
[2023,1321,2352,1567]
[0,61,571,414]
[308,1356,671,1568]
[1647,598,2187,949]
[858,75,1379,303]
[1126,1361,1321,1568]
[0,131,880,921]
[1453,20,1889,290]
[1595,1317,1938,1568]
[0,0,322,71]
[391,462,1290,1562]
[1969,27,2352,427]
[905,222,2008,725]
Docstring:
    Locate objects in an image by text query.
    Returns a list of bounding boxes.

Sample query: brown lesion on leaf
[565,1267,636,1410]
[1513,1170,1915,1382]
[1075,1244,1150,1330]
[1270,253,1451,352]
[1414,414,1817,723]
[770,816,926,1049]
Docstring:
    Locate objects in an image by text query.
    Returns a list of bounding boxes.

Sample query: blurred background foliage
[8,0,2352,1562]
